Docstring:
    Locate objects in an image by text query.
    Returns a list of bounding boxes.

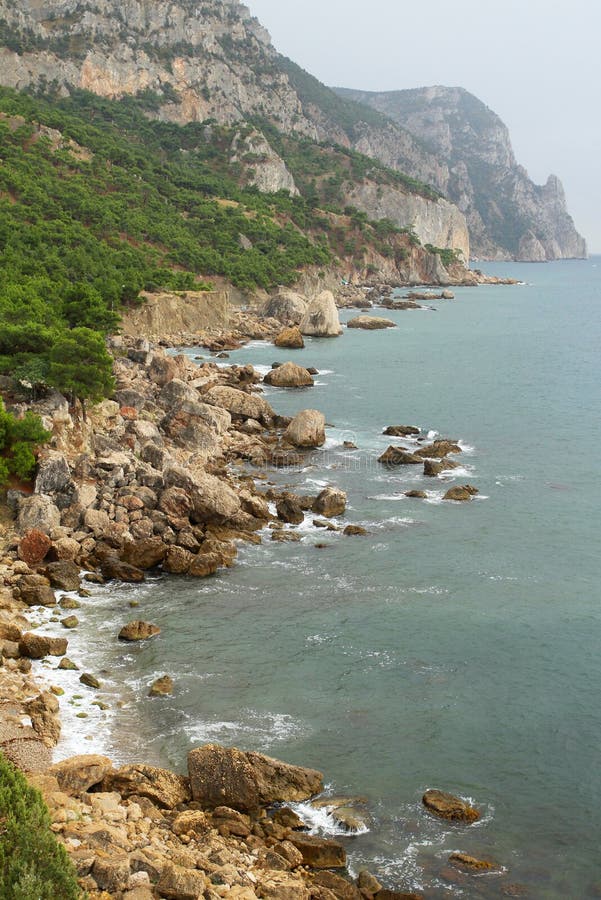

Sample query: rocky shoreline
[0,284,508,898]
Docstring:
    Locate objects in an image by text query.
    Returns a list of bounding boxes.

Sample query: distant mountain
[335,86,586,261]
[0,0,585,261]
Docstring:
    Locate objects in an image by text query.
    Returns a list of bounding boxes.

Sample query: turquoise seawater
[58,259,601,897]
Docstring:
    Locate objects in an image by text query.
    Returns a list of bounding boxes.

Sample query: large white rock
[300,291,342,338]
[284,410,326,448]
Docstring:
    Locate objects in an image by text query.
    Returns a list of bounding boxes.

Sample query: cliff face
[0,0,469,257]
[336,86,586,261]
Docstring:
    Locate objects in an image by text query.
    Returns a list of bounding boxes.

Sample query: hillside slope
[0,0,468,256]
[336,86,586,261]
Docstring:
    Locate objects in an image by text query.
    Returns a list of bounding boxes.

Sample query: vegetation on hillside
[0,754,82,898]
[0,400,50,486]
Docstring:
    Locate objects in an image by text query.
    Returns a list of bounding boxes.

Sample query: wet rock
[405,490,427,499]
[118,621,160,642]
[272,807,305,830]
[357,869,382,897]
[271,530,302,543]
[45,560,81,591]
[443,485,479,502]
[448,852,498,872]
[300,291,343,337]
[383,425,420,437]
[103,763,191,809]
[19,633,68,659]
[343,525,367,536]
[312,488,346,518]
[162,545,195,574]
[414,440,462,459]
[48,754,113,795]
[347,316,396,330]
[284,409,326,449]
[276,496,305,525]
[264,362,314,387]
[80,673,101,689]
[188,551,221,577]
[378,447,422,465]
[288,833,346,868]
[423,460,444,477]
[331,805,369,833]
[422,789,480,823]
[58,657,79,670]
[274,326,305,349]
[187,744,323,812]
[442,290,455,299]
[270,449,304,467]
[149,675,174,697]
[18,529,52,565]
[61,615,79,629]
[17,495,61,535]
[101,558,145,583]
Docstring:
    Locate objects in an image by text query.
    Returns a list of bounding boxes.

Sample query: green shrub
[0,753,82,898]
[0,400,50,486]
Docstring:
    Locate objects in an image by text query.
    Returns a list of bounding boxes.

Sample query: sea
[41,257,601,898]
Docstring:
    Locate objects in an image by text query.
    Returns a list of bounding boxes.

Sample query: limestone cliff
[336,86,586,261]
[0,0,468,256]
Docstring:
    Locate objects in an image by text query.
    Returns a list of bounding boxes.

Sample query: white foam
[290,800,370,837]
[184,709,305,750]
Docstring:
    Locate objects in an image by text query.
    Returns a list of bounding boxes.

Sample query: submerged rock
[149,675,174,697]
[443,485,479,502]
[378,446,422,465]
[422,789,480,823]
[118,621,161,642]
[448,852,499,872]
[383,425,420,436]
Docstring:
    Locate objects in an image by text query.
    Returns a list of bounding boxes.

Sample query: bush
[0,400,50,486]
[0,753,82,898]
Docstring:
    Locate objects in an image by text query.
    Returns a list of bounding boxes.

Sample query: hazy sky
[246,0,600,252]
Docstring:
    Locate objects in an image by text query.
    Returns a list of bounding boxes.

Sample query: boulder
[347,316,396,330]
[92,855,131,893]
[162,546,195,574]
[120,538,167,571]
[264,290,308,324]
[17,495,60,535]
[300,291,342,337]
[423,460,444,477]
[187,744,323,812]
[84,508,111,537]
[101,558,145,583]
[422,789,480,823]
[159,486,193,520]
[443,485,479,502]
[155,863,208,900]
[264,362,314,388]
[103,764,190,808]
[378,446,422,465]
[17,575,56,608]
[284,410,326,448]
[203,385,274,424]
[188,551,221,578]
[163,465,241,524]
[274,326,305,349]
[48,754,113,795]
[149,675,174,697]
[414,440,462,459]
[405,490,427,499]
[34,454,71,495]
[287,833,346,869]
[441,290,455,299]
[383,425,420,437]
[118,621,161,642]
[19,633,68,659]
[276,496,305,525]
[312,488,346,518]
[44,560,81,591]
[171,810,209,836]
[18,529,52,566]
[343,524,367,536]
[312,872,361,898]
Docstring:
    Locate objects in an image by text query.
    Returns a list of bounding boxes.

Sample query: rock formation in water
[336,86,586,261]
